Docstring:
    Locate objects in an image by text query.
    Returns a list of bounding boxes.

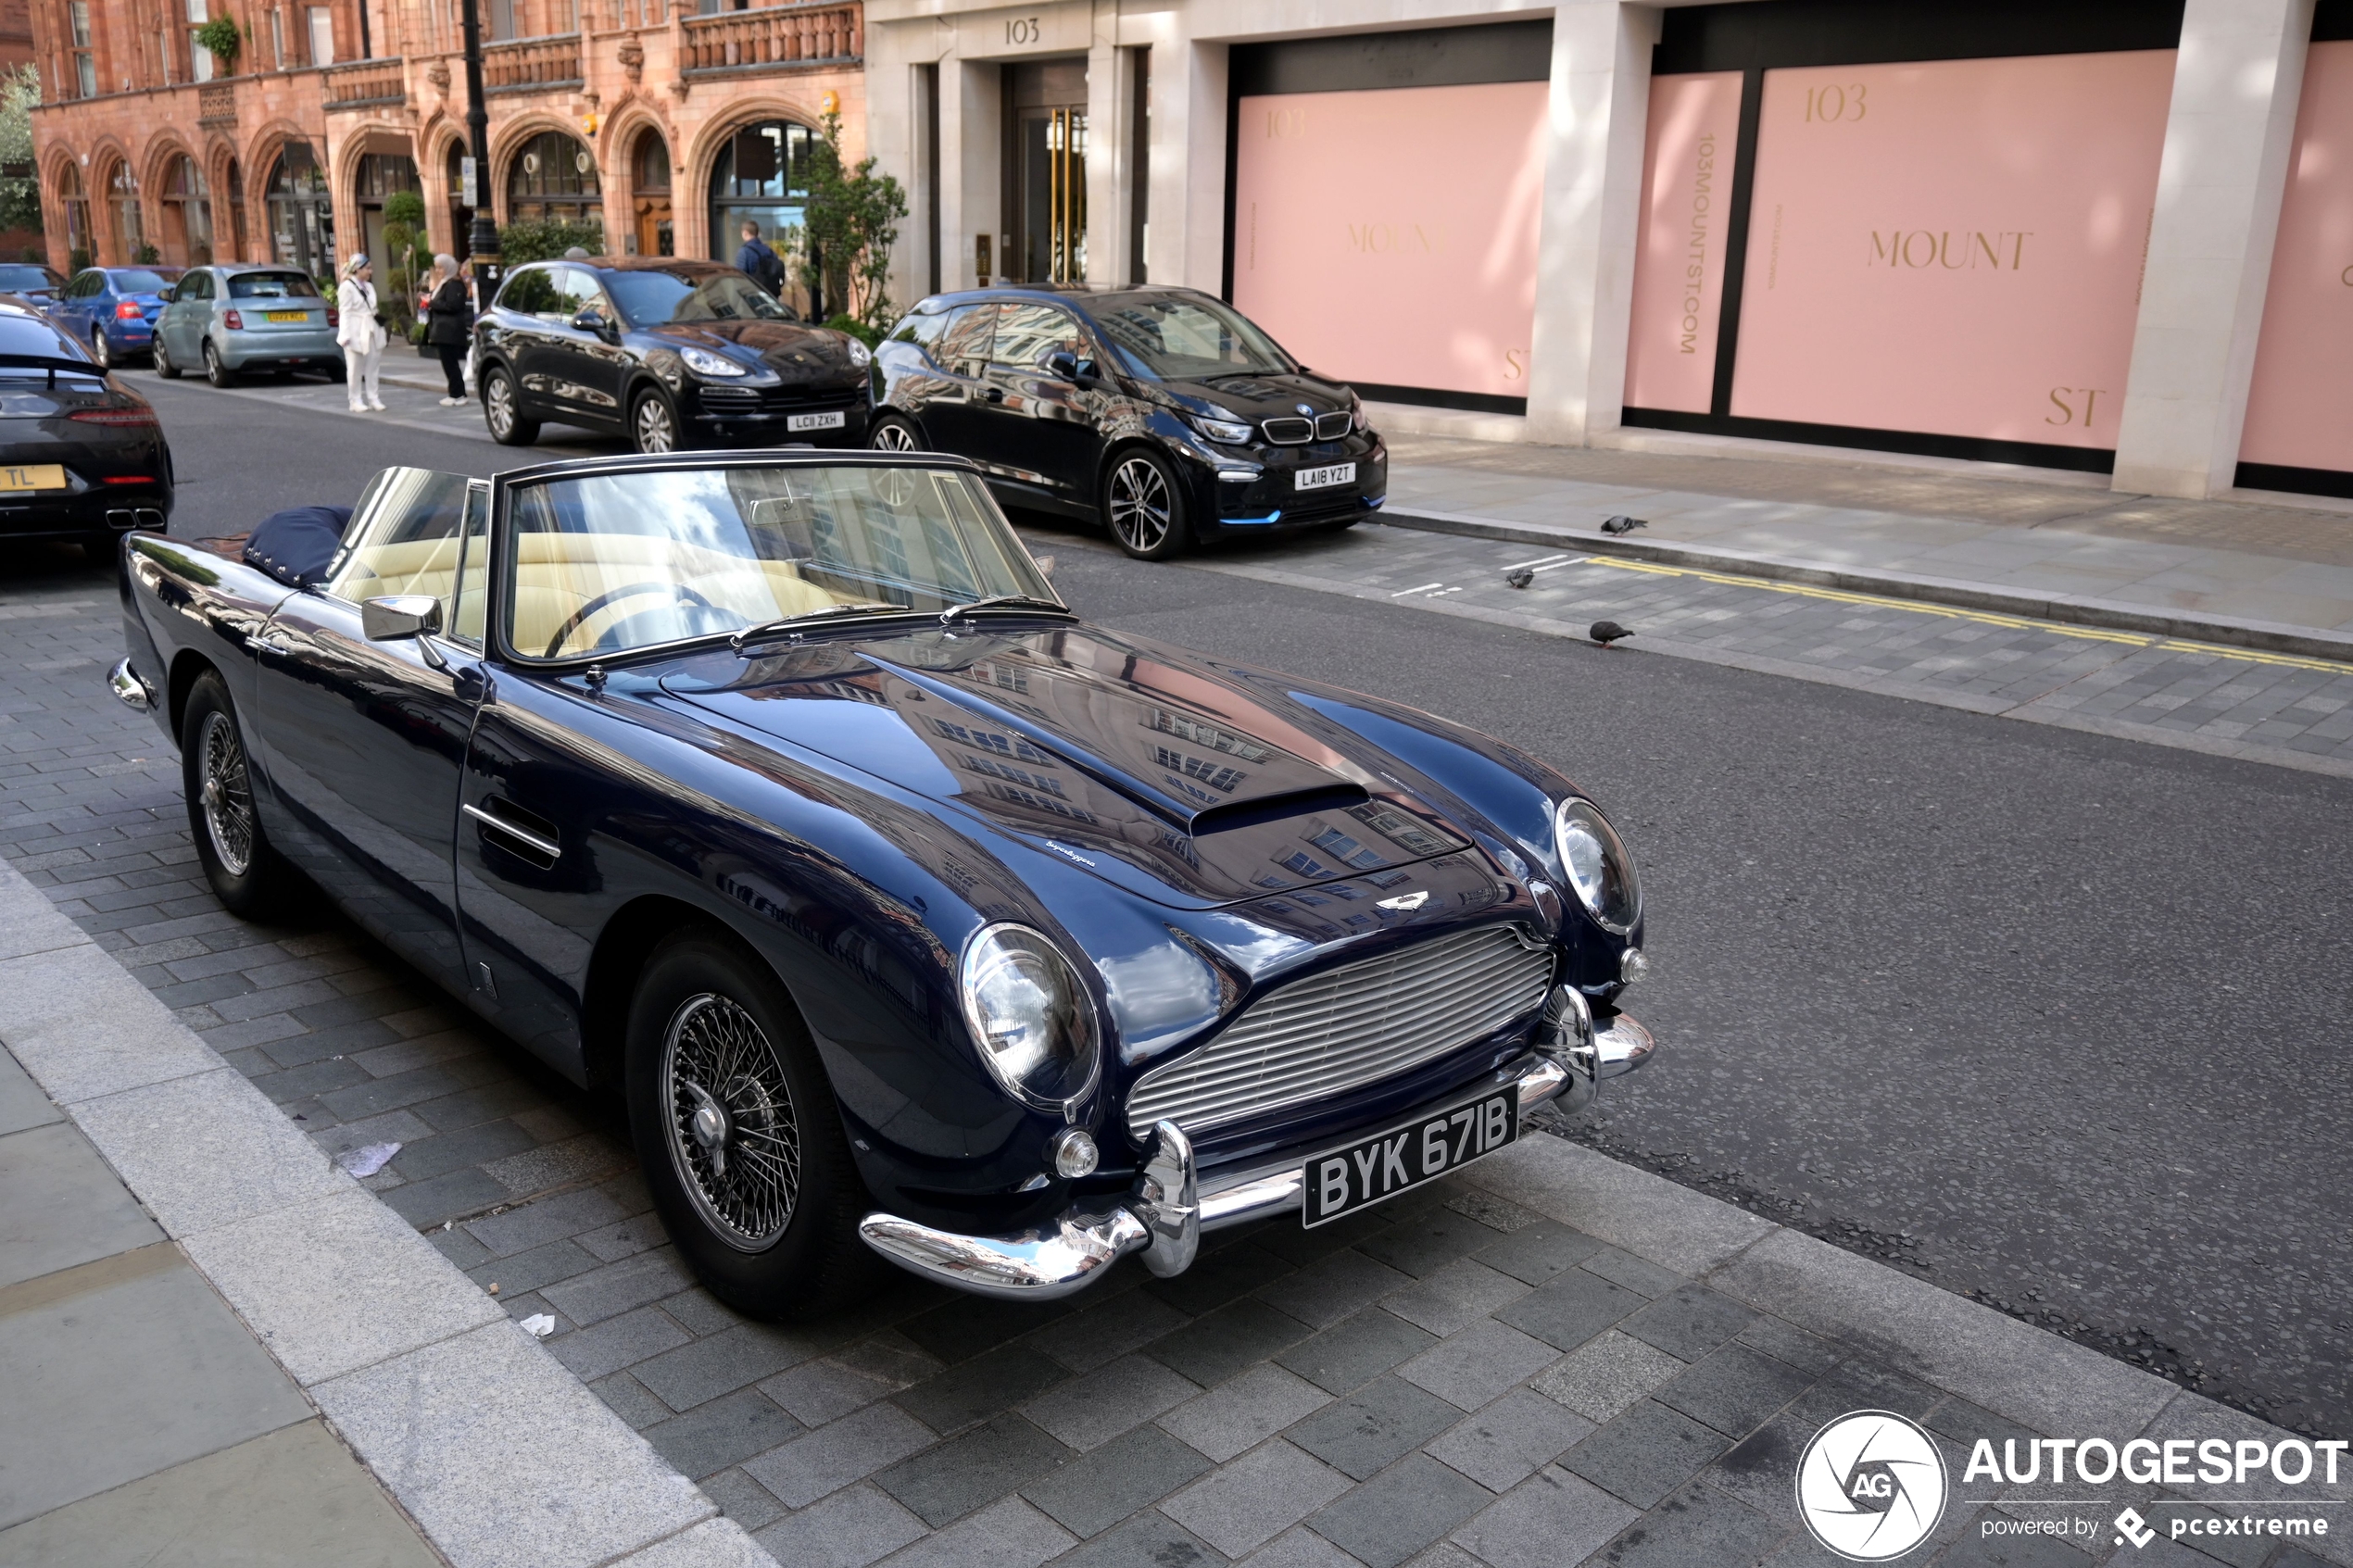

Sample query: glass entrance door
[1007,59,1088,284]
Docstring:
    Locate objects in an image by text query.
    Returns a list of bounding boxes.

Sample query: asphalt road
[82,370,2353,1439]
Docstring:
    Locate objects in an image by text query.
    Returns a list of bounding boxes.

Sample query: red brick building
[24,0,862,311]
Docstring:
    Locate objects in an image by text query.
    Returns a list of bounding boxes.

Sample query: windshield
[604,270,796,326]
[109,270,176,294]
[228,272,321,299]
[503,464,1057,661]
[1089,294,1292,381]
[0,266,62,292]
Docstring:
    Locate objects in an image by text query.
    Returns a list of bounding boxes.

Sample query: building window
[308,6,333,66]
[162,154,212,263]
[266,144,333,277]
[187,0,214,82]
[505,130,600,234]
[107,161,143,261]
[69,2,94,98]
[57,163,92,265]
[271,7,285,69]
[226,157,249,259]
[446,140,475,260]
[630,128,672,257]
[352,152,419,286]
[709,119,813,307]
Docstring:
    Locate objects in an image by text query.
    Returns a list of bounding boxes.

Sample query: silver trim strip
[461,802,560,861]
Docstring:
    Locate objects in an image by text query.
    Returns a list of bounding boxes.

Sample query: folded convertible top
[243,505,352,589]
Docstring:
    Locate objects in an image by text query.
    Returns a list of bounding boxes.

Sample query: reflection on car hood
[656,622,1478,909]
[1163,369,1353,422]
[640,320,857,378]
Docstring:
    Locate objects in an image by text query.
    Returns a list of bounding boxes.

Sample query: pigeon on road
[1600,515,1648,535]
[1589,620,1634,648]
[1505,568,1535,589]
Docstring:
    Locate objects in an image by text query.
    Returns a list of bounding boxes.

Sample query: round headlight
[959,924,1101,1110]
[679,345,749,379]
[1553,798,1641,935]
[847,338,873,368]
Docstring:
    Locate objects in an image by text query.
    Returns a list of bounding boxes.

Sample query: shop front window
[708,119,813,312]
[506,131,601,240]
[162,154,212,264]
[266,145,334,280]
[107,162,143,261]
[226,157,248,261]
[353,151,419,281]
[446,141,475,261]
[58,164,92,265]
[631,128,673,257]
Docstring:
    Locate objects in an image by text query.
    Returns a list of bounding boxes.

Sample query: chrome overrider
[856,986,1655,1300]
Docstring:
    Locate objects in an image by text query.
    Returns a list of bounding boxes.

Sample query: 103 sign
[1302,1085,1520,1226]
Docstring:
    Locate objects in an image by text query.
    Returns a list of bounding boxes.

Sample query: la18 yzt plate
[1302,1082,1519,1227]
[1294,461,1355,492]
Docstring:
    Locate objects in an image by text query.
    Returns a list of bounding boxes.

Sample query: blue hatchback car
[48,267,183,371]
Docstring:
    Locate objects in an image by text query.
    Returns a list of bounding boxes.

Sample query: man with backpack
[735,220,786,297]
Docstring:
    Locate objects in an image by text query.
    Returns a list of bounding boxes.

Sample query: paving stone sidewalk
[1381,433,2353,646]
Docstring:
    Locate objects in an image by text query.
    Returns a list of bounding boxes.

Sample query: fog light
[1049,1126,1099,1180]
[1619,947,1650,985]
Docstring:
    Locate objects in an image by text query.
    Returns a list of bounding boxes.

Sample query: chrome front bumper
[857,998,1654,1300]
[107,657,154,712]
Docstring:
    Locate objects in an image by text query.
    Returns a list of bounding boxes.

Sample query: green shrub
[497,218,604,266]
[194,17,240,71]
[823,312,882,348]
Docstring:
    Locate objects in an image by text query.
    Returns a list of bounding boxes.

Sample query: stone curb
[1381,504,2353,668]
[0,856,775,1568]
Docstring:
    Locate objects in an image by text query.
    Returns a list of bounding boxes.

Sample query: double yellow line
[1586,557,2353,676]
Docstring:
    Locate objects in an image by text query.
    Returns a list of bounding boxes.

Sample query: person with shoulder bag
[425,253,472,406]
[335,255,387,414]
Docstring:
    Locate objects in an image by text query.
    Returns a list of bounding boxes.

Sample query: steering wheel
[543,581,722,659]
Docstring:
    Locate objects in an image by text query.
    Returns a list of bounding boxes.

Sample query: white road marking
[1389,582,1445,596]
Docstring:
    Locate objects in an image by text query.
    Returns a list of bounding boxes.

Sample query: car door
[250,469,490,989]
[50,270,93,340]
[980,302,1104,503]
[162,270,208,361]
[913,301,1001,458]
[538,267,628,426]
[488,266,568,417]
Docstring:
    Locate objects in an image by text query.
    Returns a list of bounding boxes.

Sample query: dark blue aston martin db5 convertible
[108,452,1656,1316]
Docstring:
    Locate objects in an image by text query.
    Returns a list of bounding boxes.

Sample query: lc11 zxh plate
[787,410,848,432]
[1302,1082,1519,1227]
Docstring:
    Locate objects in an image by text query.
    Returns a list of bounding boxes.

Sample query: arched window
[352,152,419,282]
[707,119,814,309]
[106,160,143,260]
[161,154,212,265]
[57,163,93,267]
[505,130,601,235]
[629,127,672,257]
[226,158,249,260]
[265,145,333,278]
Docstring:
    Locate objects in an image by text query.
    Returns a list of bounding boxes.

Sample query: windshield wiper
[730,602,915,649]
[938,594,1074,625]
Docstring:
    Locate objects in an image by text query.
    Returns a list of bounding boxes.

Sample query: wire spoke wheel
[1108,456,1172,554]
[196,710,256,877]
[635,396,676,455]
[661,992,801,1251]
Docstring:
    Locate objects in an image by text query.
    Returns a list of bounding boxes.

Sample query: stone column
[2110,0,2314,497]
[1082,2,1135,288]
[937,54,1001,290]
[1524,2,1656,447]
[1141,32,1220,291]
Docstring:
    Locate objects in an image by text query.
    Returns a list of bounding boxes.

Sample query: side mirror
[362,595,443,643]
[1043,349,1087,383]
[571,307,614,338]
[158,285,176,303]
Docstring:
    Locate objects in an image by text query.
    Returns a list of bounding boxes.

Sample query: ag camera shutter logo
[1797,1411,1951,1561]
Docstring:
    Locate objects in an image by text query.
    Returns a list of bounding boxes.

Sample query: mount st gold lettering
[1868,230,2032,270]
[1680,133,1716,353]
[2045,386,2106,428]
[1347,222,1446,255]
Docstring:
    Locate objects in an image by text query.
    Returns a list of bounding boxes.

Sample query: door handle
[250,633,291,656]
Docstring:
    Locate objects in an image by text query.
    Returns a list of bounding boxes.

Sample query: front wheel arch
[165,648,222,751]
[581,893,727,1092]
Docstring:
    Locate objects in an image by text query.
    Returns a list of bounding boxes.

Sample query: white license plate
[787,410,847,433]
[1295,462,1356,493]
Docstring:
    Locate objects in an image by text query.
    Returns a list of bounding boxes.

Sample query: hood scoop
[659,626,1469,908]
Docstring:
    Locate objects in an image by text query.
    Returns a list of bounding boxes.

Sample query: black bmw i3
[870,284,1387,559]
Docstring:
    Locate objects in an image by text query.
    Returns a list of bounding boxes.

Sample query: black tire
[625,930,884,1320]
[89,329,112,370]
[153,332,182,378]
[868,413,923,453]
[630,387,686,455]
[203,338,236,388]
[1101,445,1192,560]
[180,672,296,918]
[483,365,539,446]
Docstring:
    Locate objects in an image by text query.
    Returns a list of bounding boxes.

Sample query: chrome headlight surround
[1553,798,1641,935]
[958,922,1102,1111]
[846,337,873,368]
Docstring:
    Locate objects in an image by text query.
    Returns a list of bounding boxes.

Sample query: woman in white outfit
[336,254,387,413]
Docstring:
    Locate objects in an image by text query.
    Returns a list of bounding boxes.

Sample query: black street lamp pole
[459,0,500,295]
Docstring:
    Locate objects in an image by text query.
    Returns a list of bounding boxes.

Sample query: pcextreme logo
[1797,1411,1951,1561]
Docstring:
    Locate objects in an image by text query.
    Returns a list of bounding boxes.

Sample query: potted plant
[194,18,240,75]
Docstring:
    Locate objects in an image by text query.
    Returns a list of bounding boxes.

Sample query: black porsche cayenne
[870,284,1387,559]
[473,258,875,455]
[0,297,173,556]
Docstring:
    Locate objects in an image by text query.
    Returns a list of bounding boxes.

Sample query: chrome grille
[1315,410,1353,440]
[1125,926,1554,1139]
[1261,417,1314,445]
